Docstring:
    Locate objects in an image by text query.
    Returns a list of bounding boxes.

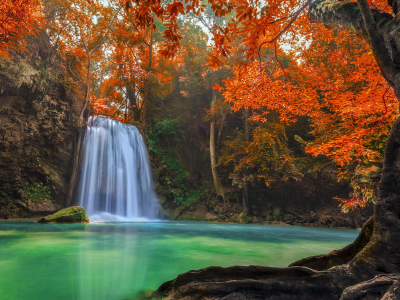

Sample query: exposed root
[340,274,400,300]
[153,265,345,300]
[151,217,383,300]
[289,216,374,271]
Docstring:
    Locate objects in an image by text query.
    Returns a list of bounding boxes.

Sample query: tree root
[340,274,400,300]
[289,216,374,271]
[151,217,388,300]
[153,265,345,300]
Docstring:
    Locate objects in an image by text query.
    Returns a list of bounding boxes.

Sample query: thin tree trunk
[216,109,228,157]
[242,108,250,215]
[79,52,91,123]
[210,90,226,209]
[142,30,153,127]
[125,93,129,123]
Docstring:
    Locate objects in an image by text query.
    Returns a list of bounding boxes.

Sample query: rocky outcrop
[38,206,89,223]
[0,31,82,218]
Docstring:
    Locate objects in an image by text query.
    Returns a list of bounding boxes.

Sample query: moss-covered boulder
[37,206,89,223]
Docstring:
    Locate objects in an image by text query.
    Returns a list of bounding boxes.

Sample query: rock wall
[0,31,81,218]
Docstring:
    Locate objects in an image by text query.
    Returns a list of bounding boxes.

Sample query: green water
[0,221,358,300]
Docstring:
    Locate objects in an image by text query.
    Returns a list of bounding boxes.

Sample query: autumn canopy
[2,0,399,211]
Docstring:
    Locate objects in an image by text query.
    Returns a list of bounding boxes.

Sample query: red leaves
[167,2,184,16]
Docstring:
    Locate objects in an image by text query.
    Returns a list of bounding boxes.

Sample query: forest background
[1,0,396,228]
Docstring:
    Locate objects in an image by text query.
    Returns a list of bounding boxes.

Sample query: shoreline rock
[37,206,89,223]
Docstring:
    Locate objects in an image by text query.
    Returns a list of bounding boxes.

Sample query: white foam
[89,212,162,223]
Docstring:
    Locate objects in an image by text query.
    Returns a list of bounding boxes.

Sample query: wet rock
[0,30,81,219]
[15,199,62,213]
[37,206,89,223]
[205,212,218,220]
[272,204,281,216]
[237,213,249,224]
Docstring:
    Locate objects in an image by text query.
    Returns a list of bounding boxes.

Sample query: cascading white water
[76,116,159,222]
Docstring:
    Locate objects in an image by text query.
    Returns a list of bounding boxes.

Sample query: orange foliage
[98,0,395,210]
[0,0,44,56]
[221,23,397,211]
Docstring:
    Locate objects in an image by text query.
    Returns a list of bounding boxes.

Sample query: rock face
[0,31,81,218]
[38,206,89,223]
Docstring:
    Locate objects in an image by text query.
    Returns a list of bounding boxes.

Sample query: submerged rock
[38,206,89,223]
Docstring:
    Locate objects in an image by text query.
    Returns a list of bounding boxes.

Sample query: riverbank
[0,199,373,230]
[162,195,373,229]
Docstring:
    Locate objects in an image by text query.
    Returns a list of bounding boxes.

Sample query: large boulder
[37,206,89,223]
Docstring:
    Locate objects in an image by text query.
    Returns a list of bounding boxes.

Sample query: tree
[223,28,397,211]
[45,0,123,123]
[220,122,302,191]
[149,0,400,298]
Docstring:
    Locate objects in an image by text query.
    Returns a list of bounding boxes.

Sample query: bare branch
[90,5,123,54]
[261,0,311,46]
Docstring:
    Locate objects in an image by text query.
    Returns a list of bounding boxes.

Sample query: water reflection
[76,224,153,300]
[0,221,359,300]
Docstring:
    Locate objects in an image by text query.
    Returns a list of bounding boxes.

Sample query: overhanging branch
[309,0,400,93]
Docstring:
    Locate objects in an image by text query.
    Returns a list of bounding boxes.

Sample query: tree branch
[356,0,399,87]
[309,0,400,95]
[90,5,123,54]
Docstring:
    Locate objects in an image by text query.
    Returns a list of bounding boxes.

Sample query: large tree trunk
[151,0,400,299]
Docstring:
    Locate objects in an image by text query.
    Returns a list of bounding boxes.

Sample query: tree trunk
[242,108,250,215]
[127,83,137,120]
[66,127,85,207]
[142,30,153,127]
[125,97,129,123]
[210,90,226,209]
[79,53,91,123]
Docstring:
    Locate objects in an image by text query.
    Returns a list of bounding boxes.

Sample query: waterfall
[75,116,158,222]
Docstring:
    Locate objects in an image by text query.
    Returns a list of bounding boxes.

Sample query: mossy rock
[237,213,249,224]
[37,206,89,223]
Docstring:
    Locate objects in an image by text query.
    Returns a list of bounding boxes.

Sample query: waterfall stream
[75,116,159,222]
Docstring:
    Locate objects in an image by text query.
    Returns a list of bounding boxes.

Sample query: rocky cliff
[0,31,81,219]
